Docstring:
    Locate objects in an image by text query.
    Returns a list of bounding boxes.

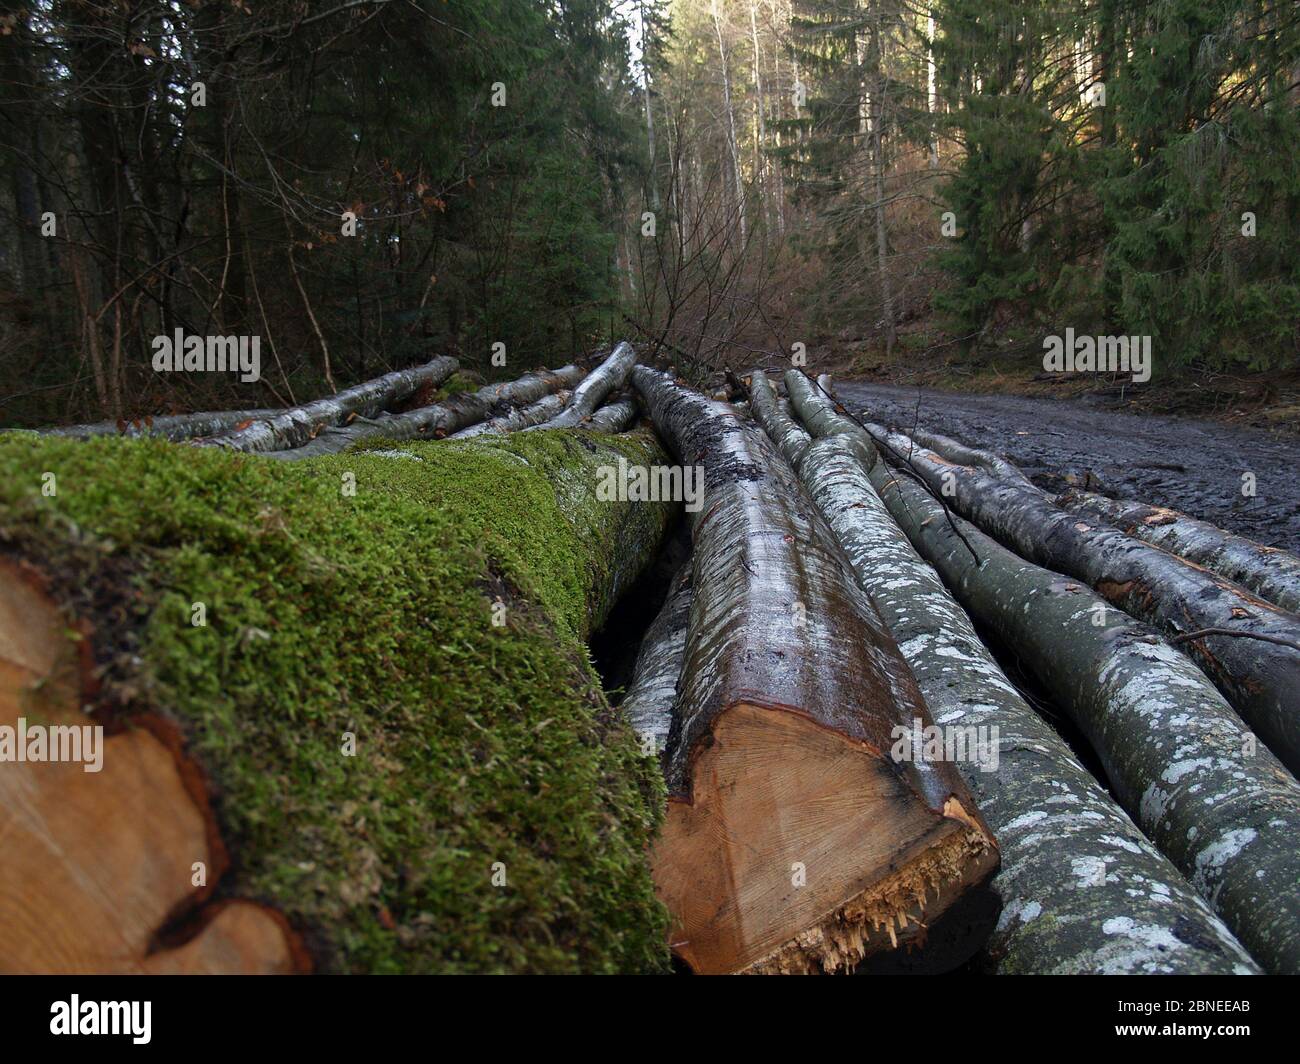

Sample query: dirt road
[834,381,1300,555]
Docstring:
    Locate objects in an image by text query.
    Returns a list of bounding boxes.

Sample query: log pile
[6,344,1298,976]
[778,372,1292,973]
[631,366,999,975]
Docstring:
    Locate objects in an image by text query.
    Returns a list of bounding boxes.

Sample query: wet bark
[782,373,1262,974]
[448,392,571,438]
[632,365,998,975]
[1060,489,1300,617]
[747,370,810,467]
[858,418,1300,778]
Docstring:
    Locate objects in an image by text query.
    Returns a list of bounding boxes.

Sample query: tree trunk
[619,562,692,759]
[448,392,571,438]
[581,397,641,434]
[0,426,678,974]
[46,408,284,443]
[271,366,585,460]
[860,419,1300,777]
[779,372,1262,974]
[1060,488,1300,616]
[710,0,748,246]
[199,356,461,453]
[528,343,637,430]
[632,366,999,975]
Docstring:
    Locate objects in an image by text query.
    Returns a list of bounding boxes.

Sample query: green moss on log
[0,428,676,973]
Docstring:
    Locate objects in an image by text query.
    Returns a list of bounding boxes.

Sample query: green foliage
[0,430,675,973]
[935,0,1300,372]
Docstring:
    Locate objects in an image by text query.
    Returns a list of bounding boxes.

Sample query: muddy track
[835,382,1300,555]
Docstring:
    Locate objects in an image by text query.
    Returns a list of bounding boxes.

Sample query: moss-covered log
[859,419,1300,777]
[269,365,585,460]
[0,426,678,974]
[1060,488,1300,617]
[530,342,637,431]
[631,365,999,975]
[780,373,1260,974]
[197,356,461,453]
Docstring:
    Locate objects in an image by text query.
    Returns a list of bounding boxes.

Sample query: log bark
[782,373,1262,974]
[447,391,571,439]
[631,365,999,975]
[267,366,585,460]
[0,427,678,973]
[619,563,692,760]
[528,342,637,430]
[46,408,282,443]
[1060,488,1300,617]
[747,370,810,467]
[859,419,1300,777]
[198,356,460,453]
[581,396,641,434]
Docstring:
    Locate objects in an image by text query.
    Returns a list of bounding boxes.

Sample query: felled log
[619,563,692,760]
[198,356,460,452]
[780,372,1261,974]
[631,365,999,975]
[1060,489,1300,617]
[0,426,678,973]
[582,396,641,434]
[900,425,1031,484]
[266,365,585,460]
[46,407,282,442]
[447,391,571,439]
[528,342,637,431]
[861,419,1300,777]
[748,370,810,467]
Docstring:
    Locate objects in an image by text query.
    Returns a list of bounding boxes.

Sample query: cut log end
[0,561,306,974]
[652,703,998,975]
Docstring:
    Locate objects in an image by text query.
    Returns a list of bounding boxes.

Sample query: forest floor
[835,377,1300,555]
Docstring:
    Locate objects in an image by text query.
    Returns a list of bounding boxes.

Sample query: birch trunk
[197,356,460,453]
[528,343,637,430]
[269,366,584,460]
[1060,488,1300,617]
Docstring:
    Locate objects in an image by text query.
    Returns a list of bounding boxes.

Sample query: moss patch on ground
[0,428,676,973]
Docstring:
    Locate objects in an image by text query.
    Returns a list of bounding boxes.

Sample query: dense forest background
[1,0,1297,428]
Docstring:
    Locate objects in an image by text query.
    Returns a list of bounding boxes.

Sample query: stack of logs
[6,344,1298,975]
